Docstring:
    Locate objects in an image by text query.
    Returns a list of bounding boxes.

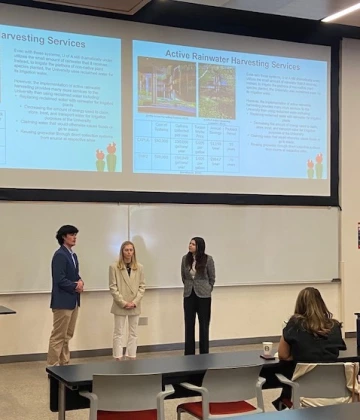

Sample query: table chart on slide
[134,120,241,175]
[0,112,5,165]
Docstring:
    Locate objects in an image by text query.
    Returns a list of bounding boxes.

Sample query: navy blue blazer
[50,245,81,310]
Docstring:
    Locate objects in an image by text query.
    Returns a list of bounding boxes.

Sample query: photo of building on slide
[138,57,196,117]
[198,64,236,119]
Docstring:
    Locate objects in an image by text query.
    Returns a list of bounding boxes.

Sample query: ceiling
[33,0,151,15]
[172,0,360,26]
[27,0,360,28]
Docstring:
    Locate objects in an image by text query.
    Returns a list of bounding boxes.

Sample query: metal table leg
[58,381,66,420]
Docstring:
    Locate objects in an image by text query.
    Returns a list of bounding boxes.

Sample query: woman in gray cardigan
[181,237,215,355]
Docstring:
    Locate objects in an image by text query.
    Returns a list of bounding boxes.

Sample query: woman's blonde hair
[293,287,339,336]
[117,241,138,270]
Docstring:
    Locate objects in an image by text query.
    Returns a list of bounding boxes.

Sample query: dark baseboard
[1,333,355,364]
[0,335,281,364]
[137,335,282,354]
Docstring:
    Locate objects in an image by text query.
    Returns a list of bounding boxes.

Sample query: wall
[0,6,348,359]
[0,282,340,356]
[340,38,360,332]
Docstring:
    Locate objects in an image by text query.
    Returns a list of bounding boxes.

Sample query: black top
[283,317,346,362]
[241,402,360,420]
[126,264,131,276]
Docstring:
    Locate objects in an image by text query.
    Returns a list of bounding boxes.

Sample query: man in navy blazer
[47,225,84,366]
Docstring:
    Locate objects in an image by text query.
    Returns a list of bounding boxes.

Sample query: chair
[276,362,359,410]
[79,373,174,420]
[177,365,265,419]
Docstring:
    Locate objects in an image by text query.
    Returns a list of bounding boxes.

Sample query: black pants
[184,289,211,355]
[262,361,296,406]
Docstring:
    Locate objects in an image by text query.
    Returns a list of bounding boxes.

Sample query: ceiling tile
[224,0,294,15]
[33,0,151,15]
[172,0,229,6]
[172,0,360,22]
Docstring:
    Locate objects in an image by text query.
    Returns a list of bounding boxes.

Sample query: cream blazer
[109,262,145,316]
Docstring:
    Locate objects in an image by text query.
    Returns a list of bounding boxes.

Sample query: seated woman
[272,287,347,410]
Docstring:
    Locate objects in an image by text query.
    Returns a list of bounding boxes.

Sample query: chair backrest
[294,363,351,399]
[92,373,163,412]
[202,365,263,403]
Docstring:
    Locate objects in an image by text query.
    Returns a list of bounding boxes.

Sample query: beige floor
[0,343,282,420]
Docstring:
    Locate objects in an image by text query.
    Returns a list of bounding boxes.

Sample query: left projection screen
[0,24,121,172]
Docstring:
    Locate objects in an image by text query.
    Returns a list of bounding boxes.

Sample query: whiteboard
[0,202,128,293]
[130,205,339,288]
[0,202,338,293]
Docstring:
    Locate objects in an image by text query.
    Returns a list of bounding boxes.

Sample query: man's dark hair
[56,225,79,245]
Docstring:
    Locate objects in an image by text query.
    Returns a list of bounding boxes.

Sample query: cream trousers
[113,314,140,358]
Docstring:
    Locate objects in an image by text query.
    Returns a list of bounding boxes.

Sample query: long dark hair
[185,237,208,275]
[292,287,339,336]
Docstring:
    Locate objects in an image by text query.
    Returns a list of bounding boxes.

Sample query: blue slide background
[0,25,121,172]
[133,40,328,180]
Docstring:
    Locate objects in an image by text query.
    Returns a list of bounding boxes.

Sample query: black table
[46,343,360,420]
[0,306,16,315]
[240,402,360,420]
[47,350,274,419]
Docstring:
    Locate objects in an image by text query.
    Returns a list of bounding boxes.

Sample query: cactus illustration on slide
[315,153,323,179]
[96,150,105,172]
[306,154,323,179]
[106,142,117,172]
[307,159,314,179]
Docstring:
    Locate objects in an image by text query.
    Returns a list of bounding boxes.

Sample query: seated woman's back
[273,287,348,411]
[283,316,346,363]
[279,287,346,363]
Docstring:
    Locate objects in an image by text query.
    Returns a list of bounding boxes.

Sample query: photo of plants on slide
[138,57,196,116]
[198,64,236,119]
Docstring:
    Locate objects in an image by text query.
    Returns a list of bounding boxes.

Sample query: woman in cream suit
[109,241,145,360]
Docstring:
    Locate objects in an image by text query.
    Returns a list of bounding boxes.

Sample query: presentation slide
[0,4,332,197]
[0,24,121,172]
[133,41,327,181]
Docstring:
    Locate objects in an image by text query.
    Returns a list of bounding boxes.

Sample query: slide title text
[165,49,301,70]
[1,31,86,48]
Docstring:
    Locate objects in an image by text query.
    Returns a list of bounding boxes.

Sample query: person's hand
[125,302,135,309]
[75,280,84,293]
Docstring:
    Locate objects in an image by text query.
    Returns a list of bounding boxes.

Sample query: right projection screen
[132,39,330,196]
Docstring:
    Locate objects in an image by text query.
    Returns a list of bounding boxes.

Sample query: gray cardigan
[181,254,215,298]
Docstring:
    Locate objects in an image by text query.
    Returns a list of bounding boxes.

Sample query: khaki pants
[47,306,79,366]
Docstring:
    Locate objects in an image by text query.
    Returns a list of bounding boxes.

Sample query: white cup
[262,341,273,356]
